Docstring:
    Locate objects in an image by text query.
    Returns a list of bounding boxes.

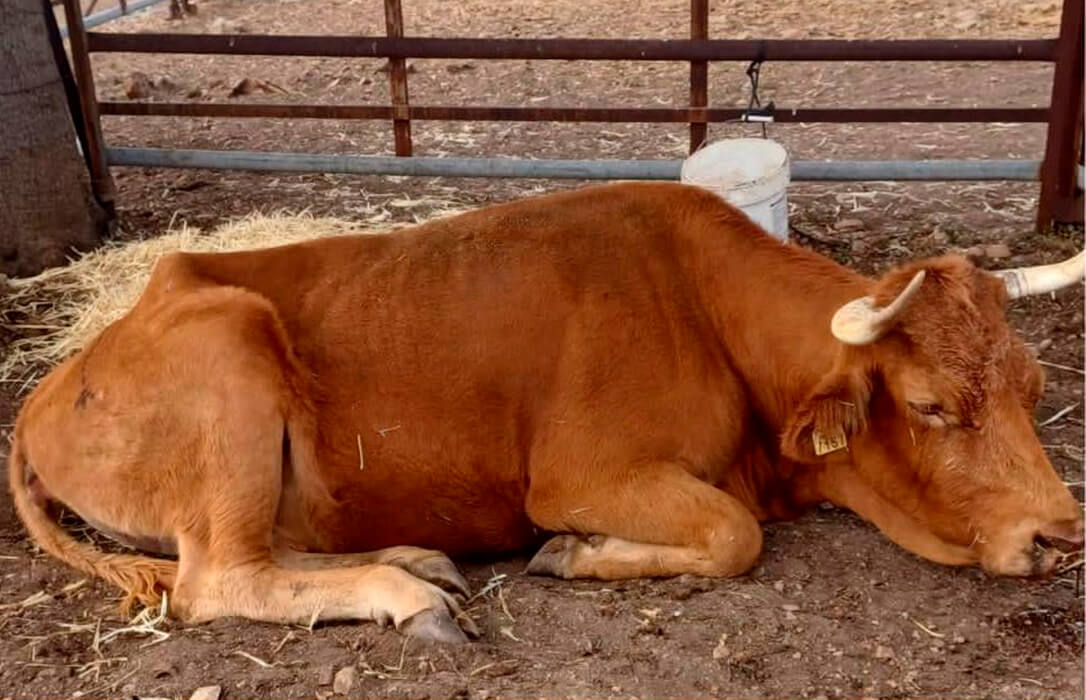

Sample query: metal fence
[57,0,167,39]
[57,0,1083,230]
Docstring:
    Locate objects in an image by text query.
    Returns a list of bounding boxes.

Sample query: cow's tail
[7,441,177,613]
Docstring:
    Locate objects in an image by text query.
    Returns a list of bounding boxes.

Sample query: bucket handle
[689,59,775,154]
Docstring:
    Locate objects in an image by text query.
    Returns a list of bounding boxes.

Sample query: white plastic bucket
[680,138,791,241]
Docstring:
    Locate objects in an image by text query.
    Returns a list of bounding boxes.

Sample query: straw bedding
[0,205,464,393]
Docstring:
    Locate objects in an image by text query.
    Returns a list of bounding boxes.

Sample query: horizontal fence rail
[86,33,1060,62]
[98,103,1050,124]
[106,147,1043,181]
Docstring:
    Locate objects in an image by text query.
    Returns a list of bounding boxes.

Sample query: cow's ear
[780,367,872,464]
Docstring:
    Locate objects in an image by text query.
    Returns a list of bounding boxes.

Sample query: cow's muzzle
[979,516,1084,577]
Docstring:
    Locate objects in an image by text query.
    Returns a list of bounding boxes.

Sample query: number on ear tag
[812,428,848,456]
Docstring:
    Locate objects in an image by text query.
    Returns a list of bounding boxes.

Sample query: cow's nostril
[1036,520,1085,552]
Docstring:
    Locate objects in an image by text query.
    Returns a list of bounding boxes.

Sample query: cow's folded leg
[273,544,470,598]
[172,548,478,642]
[526,460,762,579]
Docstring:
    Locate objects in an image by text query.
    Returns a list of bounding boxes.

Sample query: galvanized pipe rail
[59,0,167,39]
[60,0,1083,230]
[106,147,1043,182]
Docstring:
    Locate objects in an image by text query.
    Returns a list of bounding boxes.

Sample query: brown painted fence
[60,0,1083,230]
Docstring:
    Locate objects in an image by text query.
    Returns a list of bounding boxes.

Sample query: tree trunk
[0,0,110,278]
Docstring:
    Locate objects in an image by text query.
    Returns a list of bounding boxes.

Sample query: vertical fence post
[383,0,412,157]
[1036,0,1083,231]
[61,0,115,209]
[689,0,709,154]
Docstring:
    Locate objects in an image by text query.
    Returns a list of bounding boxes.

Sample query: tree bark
[0,0,110,277]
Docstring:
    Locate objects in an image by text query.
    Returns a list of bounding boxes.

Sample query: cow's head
[782,250,1084,576]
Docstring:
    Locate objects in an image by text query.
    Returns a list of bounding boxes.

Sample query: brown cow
[8,182,1084,643]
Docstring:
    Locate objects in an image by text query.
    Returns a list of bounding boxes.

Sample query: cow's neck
[681,209,872,512]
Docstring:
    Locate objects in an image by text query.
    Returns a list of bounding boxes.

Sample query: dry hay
[0,202,467,392]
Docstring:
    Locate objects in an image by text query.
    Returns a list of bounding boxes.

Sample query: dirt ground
[1,0,1083,698]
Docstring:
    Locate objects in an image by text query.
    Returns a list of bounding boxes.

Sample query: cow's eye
[908,401,943,416]
[907,401,954,428]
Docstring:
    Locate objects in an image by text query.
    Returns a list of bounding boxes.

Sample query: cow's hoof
[401,608,470,644]
[405,556,471,600]
[525,534,580,578]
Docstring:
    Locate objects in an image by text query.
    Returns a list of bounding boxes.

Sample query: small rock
[712,633,730,660]
[186,87,204,99]
[773,580,785,593]
[983,243,1012,259]
[153,75,177,92]
[671,573,712,600]
[875,644,895,660]
[446,62,475,74]
[189,686,221,700]
[834,218,866,232]
[230,77,255,96]
[333,666,357,695]
[123,71,153,99]
[316,664,335,686]
[781,604,800,612]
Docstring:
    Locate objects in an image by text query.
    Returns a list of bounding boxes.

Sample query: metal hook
[743,59,774,138]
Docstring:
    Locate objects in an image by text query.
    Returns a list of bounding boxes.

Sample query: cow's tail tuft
[7,441,178,614]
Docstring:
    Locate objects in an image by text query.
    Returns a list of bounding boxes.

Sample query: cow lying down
[9,183,1085,643]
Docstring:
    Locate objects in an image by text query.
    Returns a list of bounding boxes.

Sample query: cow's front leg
[525,460,762,579]
[273,544,470,598]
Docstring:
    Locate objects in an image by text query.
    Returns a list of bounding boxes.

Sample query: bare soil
[1,1,1083,698]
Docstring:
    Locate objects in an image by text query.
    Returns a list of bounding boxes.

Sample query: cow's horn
[994,249,1086,299]
[831,270,926,346]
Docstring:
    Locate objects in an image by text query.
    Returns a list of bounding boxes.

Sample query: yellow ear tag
[812,427,848,456]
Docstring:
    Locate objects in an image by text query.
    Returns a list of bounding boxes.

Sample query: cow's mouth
[1026,533,1083,577]
[1023,538,1062,576]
